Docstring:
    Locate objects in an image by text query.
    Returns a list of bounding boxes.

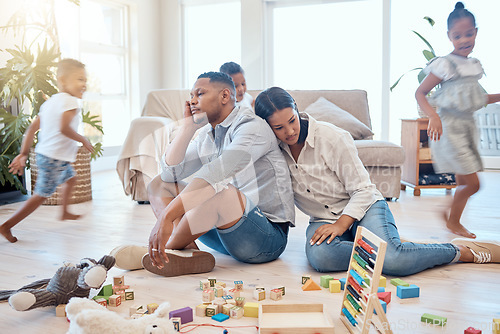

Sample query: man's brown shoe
[142,249,215,277]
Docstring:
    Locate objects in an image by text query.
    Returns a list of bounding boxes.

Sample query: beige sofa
[116,89,405,202]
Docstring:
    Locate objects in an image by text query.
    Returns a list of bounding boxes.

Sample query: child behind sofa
[219,61,254,109]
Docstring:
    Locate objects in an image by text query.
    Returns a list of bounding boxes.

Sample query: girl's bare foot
[0,224,18,243]
[61,212,82,220]
[442,210,476,238]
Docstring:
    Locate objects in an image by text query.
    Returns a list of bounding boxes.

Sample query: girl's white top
[424,54,487,113]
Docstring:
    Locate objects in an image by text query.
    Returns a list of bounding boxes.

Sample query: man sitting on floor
[111,72,294,276]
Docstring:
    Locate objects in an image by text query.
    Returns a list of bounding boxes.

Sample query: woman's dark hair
[254,87,308,144]
[447,2,476,30]
[219,62,244,76]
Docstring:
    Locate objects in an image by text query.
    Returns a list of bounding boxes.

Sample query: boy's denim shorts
[34,153,75,197]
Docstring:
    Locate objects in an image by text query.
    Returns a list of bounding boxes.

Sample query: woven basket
[29,146,92,205]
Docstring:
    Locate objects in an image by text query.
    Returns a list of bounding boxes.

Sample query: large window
[183,1,241,88]
[57,0,131,147]
[269,0,384,138]
[390,0,500,143]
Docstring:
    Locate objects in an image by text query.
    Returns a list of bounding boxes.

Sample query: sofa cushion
[303,97,374,140]
[355,140,405,167]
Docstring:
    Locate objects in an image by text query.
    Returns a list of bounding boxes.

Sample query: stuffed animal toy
[66,297,176,334]
[0,255,115,311]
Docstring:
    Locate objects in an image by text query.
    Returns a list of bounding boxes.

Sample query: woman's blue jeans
[305,200,460,276]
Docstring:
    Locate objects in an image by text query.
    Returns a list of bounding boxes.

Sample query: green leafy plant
[390,16,437,91]
[0,0,102,194]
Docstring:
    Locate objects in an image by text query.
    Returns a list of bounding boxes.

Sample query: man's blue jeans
[305,200,460,276]
[198,198,289,264]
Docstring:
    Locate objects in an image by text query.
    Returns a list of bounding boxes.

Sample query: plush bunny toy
[0,255,115,311]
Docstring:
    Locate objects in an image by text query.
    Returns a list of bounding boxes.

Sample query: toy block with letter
[108,295,121,307]
[171,317,181,331]
[301,274,311,284]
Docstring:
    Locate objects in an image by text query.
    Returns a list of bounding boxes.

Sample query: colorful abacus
[340,226,393,334]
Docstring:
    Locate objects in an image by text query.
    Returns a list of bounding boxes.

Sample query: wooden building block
[339,277,346,290]
[214,287,224,298]
[302,279,321,291]
[169,306,193,324]
[329,280,341,293]
[202,289,215,303]
[421,313,447,326]
[320,275,334,288]
[200,280,210,290]
[129,304,144,316]
[235,297,245,307]
[213,298,226,314]
[171,317,181,331]
[377,291,391,304]
[113,275,125,286]
[222,304,232,316]
[377,287,385,293]
[124,289,134,300]
[270,288,283,301]
[230,306,244,319]
[464,327,482,334]
[397,284,420,299]
[374,300,387,314]
[206,304,217,317]
[390,278,409,287]
[94,297,108,307]
[147,303,159,314]
[227,288,240,298]
[215,281,226,288]
[254,288,266,301]
[379,276,386,287]
[301,274,311,285]
[244,302,259,318]
[212,313,230,322]
[234,280,244,291]
[56,304,66,317]
[494,319,500,334]
[195,304,207,317]
[97,284,113,297]
[108,295,121,307]
[208,277,216,287]
[276,286,285,296]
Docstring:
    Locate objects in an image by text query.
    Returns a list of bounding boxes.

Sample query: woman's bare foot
[0,224,18,243]
[61,212,82,220]
[442,210,476,238]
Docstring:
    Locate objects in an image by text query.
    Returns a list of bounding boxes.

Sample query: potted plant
[0,0,103,201]
[390,16,437,93]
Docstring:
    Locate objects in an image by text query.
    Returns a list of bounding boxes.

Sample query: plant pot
[29,146,92,205]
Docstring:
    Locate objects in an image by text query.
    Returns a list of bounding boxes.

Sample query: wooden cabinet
[400,118,456,196]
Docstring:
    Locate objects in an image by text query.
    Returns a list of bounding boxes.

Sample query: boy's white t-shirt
[236,92,254,109]
[35,92,82,162]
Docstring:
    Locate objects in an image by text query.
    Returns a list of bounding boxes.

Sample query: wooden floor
[1,170,499,334]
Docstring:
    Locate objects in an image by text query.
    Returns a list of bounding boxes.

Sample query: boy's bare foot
[0,224,18,243]
[442,210,476,238]
[61,212,82,220]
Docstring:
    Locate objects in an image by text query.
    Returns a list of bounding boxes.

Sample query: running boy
[1,58,94,243]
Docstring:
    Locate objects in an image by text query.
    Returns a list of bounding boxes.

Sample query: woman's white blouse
[280,114,383,223]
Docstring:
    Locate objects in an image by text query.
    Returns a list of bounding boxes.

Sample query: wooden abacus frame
[340,226,393,334]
